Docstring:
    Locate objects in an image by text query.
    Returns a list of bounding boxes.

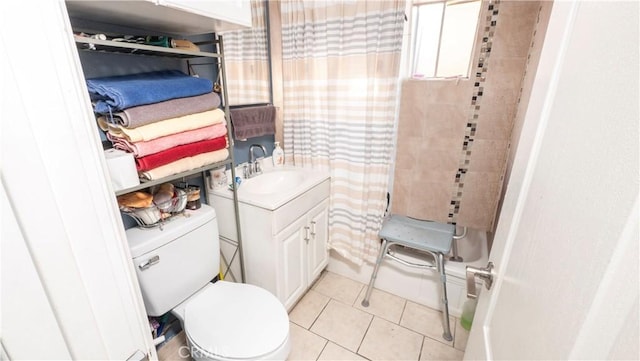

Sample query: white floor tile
[289,289,331,329]
[310,299,373,352]
[288,322,327,361]
[400,300,455,346]
[313,271,365,305]
[354,287,407,324]
[358,316,424,361]
[420,335,464,360]
[318,342,367,361]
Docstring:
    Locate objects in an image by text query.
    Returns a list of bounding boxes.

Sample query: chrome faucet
[245,144,267,179]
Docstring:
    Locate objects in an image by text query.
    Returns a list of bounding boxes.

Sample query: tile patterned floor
[288,271,467,361]
[157,271,468,360]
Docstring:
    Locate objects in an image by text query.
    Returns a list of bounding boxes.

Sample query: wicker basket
[120,187,197,228]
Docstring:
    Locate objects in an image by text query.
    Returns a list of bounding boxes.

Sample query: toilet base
[170,282,291,361]
[186,332,291,361]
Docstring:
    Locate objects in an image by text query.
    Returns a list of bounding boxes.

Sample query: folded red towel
[135,136,228,171]
[110,123,227,158]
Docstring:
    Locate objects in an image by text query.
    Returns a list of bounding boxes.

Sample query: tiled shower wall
[391,1,542,231]
[493,1,554,236]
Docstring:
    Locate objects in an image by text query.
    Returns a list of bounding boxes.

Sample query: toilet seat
[183,281,290,360]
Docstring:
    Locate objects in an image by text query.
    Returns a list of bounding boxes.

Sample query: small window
[410,0,481,78]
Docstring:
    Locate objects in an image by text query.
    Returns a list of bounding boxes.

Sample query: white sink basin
[209,166,330,210]
[241,169,306,195]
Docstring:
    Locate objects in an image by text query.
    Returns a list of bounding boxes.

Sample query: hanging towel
[109,123,228,157]
[135,136,228,171]
[230,105,276,140]
[98,109,225,143]
[139,149,230,181]
[87,70,213,114]
[106,92,221,128]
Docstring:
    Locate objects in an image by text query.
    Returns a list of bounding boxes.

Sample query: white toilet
[126,204,291,361]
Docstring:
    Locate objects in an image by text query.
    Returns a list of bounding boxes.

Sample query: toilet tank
[126,204,220,316]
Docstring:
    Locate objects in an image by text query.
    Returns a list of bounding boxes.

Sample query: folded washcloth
[87,70,213,114]
[139,149,230,181]
[99,108,225,143]
[230,105,276,140]
[105,92,221,128]
[109,123,228,157]
[135,136,228,171]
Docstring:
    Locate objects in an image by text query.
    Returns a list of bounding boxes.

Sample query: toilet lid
[184,281,289,359]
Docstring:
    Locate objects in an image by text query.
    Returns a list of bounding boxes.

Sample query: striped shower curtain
[219,0,271,106]
[280,0,406,265]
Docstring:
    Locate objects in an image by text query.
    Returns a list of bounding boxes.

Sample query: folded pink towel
[98,108,225,142]
[139,149,230,181]
[109,123,228,157]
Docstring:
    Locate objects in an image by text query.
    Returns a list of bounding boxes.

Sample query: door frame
[1,1,156,359]
[464,1,639,359]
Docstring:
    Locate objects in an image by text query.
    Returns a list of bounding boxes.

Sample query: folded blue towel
[87,70,213,114]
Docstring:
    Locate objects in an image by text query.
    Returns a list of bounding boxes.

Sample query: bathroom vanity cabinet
[209,172,330,310]
[275,199,329,309]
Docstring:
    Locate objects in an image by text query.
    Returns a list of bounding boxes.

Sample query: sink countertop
[208,161,330,211]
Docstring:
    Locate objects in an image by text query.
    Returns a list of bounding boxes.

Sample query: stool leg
[437,252,453,341]
[361,239,390,307]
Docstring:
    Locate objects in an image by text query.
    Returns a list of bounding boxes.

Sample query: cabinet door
[307,199,329,284]
[158,0,252,30]
[275,217,308,310]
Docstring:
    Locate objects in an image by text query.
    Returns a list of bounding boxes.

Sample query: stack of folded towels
[87,70,229,181]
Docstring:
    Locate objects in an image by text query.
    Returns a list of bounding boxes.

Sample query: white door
[1,182,71,359]
[1,1,155,359]
[465,1,639,359]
